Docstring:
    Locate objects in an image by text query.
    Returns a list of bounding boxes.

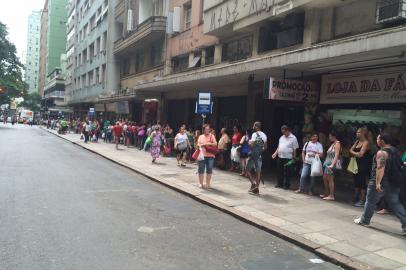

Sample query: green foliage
[20,92,41,112]
[0,21,26,105]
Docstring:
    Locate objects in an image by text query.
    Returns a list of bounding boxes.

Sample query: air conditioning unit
[376,0,406,23]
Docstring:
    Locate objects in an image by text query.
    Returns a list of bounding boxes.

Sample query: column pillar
[214,44,222,64]
[246,74,256,127]
[158,92,167,124]
[303,9,321,46]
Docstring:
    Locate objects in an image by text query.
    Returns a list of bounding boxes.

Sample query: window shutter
[173,7,180,32]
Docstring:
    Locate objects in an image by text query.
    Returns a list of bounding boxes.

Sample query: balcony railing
[114,16,167,54]
[44,90,65,99]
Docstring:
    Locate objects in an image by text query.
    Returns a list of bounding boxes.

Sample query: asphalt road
[0,124,342,270]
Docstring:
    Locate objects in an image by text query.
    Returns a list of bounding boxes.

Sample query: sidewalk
[43,128,406,270]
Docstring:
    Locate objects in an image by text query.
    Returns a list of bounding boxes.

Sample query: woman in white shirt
[295,132,324,195]
[174,126,191,167]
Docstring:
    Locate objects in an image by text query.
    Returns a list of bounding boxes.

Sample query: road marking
[137,226,174,233]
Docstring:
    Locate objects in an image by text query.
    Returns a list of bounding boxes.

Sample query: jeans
[299,163,316,193]
[277,158,291,188]
[83,131,89,143]
[143,140,150,151]
[361,182,406,229]
[198,157,214,175]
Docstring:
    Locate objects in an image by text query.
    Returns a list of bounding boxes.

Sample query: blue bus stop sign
[196,92,212,115]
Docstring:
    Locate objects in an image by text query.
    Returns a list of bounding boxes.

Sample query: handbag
[205,134,219,155]
[206,146,219,156]
[177,141,188,151]
[335,157,343,170]
[347,157,358,174]
[146,136,152,145]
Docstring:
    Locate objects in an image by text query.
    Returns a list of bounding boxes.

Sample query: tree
[0,21,26,105]
[20,92,41,112]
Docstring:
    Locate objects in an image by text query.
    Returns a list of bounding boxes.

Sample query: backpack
[303,142,309,154]
[241,136,250,155]
[383,147,406,187]
[249,132,265,160]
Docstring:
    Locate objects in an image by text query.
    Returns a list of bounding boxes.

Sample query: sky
[0,0,45,63]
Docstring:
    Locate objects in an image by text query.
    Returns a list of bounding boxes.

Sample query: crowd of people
[43,117,406,235]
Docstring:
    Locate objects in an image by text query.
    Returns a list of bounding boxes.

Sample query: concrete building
[64,0,76,106]
[107,0,168,122]
[42,54,68,117]
[65,0,120,118]
[38,0,68,98]
[38,1,49,98]
[25,10,41,94]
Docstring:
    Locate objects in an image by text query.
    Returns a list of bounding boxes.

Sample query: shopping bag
[145,136,152,145]
[192,149,200,160]
[101,132,105,139]
[231,147,240,162]
[311,155,323,177]
[197,147,205,161]
[347,157,358,174]
[164,145,171,156]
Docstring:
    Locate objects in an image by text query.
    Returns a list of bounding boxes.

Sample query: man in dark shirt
[354,133,406,236]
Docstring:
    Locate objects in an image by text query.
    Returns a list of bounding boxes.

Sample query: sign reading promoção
[268,77,319,103]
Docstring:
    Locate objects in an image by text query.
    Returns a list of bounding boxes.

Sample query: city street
[0,124,340,270]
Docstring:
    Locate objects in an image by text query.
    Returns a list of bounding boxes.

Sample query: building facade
[25,10,42,94]
[38,0,68,98]
[68,0,406,155]
[65,0,120,118]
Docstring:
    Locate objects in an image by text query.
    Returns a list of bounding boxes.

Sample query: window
[88,71,94,85]
[222,36,253,62]
[204,46,215,65]
[95,37,100,54]
[150,43,163,67]
[95,67,100,84]
[101,31,107,51]
[184,4,192,30]
[135,51,145,73]
[89,43,95,60]
[121,59,130,76]
[172,55,189,72]
[153,0,164,16]
[83,48,88,62]
[258,12,304,52]
[101,64,106,84]
[90,15,95,29]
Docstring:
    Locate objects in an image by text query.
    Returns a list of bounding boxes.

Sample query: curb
[42,127,374,270]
